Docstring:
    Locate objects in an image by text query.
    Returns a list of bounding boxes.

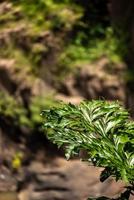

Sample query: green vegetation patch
[0,92,29,126]
[0,91,60,129]
[30,94,60,126]
[42,100,134,199]
[11,0,82,31]
[59,28,123,71]
[0,0,125,80]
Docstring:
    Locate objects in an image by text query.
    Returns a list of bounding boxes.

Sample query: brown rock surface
[0,58,51,104]
[59,58,126,103]
[18,159,125,200]
[0,150,131,200]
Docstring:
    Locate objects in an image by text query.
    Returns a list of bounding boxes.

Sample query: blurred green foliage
[11,0,82,31]
[0,92,29,126]
[0,0,127,130]
[59,28,122,70]
[30,94,59,126]
[1,0,124,76]
[0,92,59,130]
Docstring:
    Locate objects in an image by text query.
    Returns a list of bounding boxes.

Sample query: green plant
[41,100,134,200]
[12,0,82,31]
[0,92,29,126]
[30,94,59,127]
[59,28,122,71]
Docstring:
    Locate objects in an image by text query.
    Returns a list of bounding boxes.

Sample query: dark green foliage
[41,100,134,199]
[73,0,110,38]
[0,92,29,126]
[0,92,59,130]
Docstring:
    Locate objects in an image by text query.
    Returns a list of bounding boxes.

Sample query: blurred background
[0,0,133,200]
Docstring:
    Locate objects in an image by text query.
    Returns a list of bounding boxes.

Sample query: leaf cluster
[42,100,134,186]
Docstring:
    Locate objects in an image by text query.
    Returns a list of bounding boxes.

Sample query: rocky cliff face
[0,1,127,125]
[109,0,134,116]
[58,57,126,102]
[0,1,131,200]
